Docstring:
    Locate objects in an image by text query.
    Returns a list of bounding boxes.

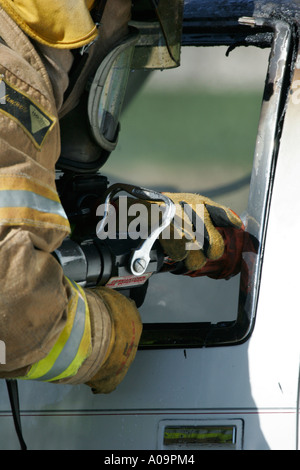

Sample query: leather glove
[109,189,244,280]
[160,193,245,279]
[85,287,142,394]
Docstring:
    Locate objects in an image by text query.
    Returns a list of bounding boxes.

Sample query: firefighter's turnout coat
[0,0,142,393]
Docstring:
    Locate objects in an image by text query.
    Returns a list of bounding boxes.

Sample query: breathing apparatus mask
[57,0,184,173]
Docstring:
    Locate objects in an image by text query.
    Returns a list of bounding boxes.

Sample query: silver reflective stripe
[35,281,87,381]
[0,189,68,219]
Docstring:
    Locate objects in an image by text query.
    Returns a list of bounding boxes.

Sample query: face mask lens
[88,31,138,151]
[98,47,133,142]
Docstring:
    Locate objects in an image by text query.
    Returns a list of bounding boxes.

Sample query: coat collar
[0,0,98,48]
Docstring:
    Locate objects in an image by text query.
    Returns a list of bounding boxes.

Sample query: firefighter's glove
[85,287,142,394]
[160,193,245,279]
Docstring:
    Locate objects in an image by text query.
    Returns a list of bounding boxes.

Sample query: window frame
[139,17,294,350]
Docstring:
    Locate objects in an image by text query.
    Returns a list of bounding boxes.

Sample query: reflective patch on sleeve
[20,278,92,382]
[0,76,56,149]
[0,174,70,232]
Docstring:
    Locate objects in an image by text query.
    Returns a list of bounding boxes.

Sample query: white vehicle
[1,0,300,451]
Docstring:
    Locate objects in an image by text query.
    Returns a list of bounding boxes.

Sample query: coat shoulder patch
[0,76,56,149]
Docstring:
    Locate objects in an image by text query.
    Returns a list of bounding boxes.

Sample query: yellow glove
[160,192,244,273]
[112,190,244,278]
[85,287,142,394]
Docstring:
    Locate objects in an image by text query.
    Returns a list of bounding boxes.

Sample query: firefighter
[0,0,244,394]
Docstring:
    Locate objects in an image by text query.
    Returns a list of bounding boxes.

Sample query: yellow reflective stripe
[49,280,92,382]
[23,281,79,380]
[0,207,70,230]
[0,174,70,231]
[0,175,61,201]
[21,279,91,382]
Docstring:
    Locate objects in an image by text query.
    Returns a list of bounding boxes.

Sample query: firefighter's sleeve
[0,35,141,393]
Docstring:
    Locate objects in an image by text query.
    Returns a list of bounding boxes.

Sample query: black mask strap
[92,0,108,24]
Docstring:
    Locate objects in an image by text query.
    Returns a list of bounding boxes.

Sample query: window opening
[104,18,292,348]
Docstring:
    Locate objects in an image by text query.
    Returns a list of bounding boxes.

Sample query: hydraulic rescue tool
[54,173,176,307]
